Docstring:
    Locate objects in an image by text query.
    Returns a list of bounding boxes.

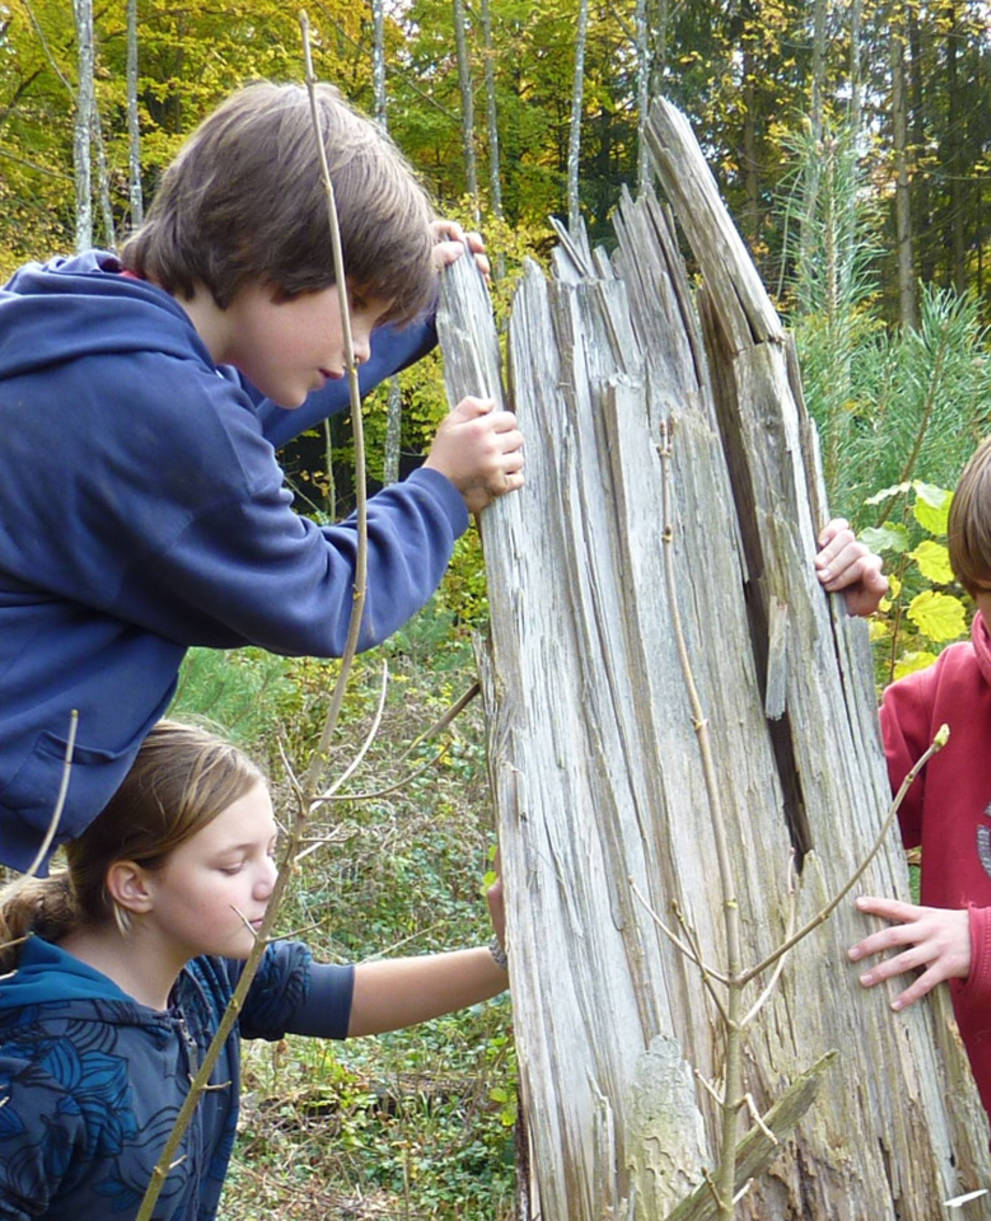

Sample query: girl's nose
[256,855,278,896]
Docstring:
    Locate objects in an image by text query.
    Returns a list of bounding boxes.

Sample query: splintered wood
[437,98,990,1221]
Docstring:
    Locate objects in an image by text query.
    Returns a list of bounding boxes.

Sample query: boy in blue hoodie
[0,81,524,873]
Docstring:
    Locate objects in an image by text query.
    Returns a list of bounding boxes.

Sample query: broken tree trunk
[436,97,990,1220]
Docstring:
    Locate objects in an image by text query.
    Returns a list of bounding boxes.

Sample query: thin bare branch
[22,710,77,881]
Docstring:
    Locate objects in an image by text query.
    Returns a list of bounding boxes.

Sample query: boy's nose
[352,332,371,365]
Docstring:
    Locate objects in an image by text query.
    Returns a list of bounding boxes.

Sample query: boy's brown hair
[948,436,991,596]
[121,81,436,323]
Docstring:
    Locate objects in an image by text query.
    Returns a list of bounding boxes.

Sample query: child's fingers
[452,395,495,420]
[889,965,945,1011]
[854,894,921,922]
[816,517,851,554]
[853,937,930,980]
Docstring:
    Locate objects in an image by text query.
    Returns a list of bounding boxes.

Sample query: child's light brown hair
[121,81,436,321]
[0,721,262,971]
[948,436,991,597]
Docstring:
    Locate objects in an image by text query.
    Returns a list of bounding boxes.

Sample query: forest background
[1,0,990,1216]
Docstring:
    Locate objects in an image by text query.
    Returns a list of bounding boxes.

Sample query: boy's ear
[105,861,156,915]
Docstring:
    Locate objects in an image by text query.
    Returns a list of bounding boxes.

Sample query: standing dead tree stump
[437,97,990,1220]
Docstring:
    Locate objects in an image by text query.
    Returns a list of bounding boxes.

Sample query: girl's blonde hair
[0,721,262,971]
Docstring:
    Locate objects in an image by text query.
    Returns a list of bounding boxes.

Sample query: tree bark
[635,0,651,195]
[127,0,142,227]
[370,0,402,486]
[452,0,479,223]
[72,0,94,251]
[567,0,588,232]
[890,1,917,328]
[480,0,503,221]
[436,96,990,1221]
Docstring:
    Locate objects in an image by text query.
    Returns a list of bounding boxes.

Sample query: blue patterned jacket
[0,936,354,1218]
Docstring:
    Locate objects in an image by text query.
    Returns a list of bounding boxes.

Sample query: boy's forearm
[347,947,508,1037]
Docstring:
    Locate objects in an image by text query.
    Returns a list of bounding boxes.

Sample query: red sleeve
[953,905,991,1009]
[880,665,940,850]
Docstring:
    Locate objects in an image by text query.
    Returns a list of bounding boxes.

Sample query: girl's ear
[106,861,155,915]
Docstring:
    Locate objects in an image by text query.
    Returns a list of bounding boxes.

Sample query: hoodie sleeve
[102,367,469,656]
[879,665,940,850]
[118,462,468,655]
[236,941,353,1041]
[955,905,991,1010]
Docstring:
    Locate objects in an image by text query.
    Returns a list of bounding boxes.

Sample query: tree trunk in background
[72,0,94,251]
[907,9,932,285]
[848,0,863,134]
[890,2,917,328]
[944,4,966,293]
[126,0,142,228]
[371,0,402,486]
[567,0,588,232]
[741,33,759,246]
[436,96,990,1220]
[649,0,669,112]
[480,0,502,221]
[91,104,115,248]
[452,0,479,223]
[635,0,650,195]
[798,0,827,282]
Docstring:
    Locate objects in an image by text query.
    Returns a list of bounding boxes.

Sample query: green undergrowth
[170,588,517,1219]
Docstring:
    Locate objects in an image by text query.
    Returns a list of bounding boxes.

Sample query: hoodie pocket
[1,729,137,840]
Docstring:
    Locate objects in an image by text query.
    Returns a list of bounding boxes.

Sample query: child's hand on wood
[430,218,491,281]
[424,396,524,514]
[815,518,888,617]
[849,894,971,1010]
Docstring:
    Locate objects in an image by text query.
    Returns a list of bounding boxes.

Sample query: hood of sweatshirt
[0,935,152,1016]
[972,610,991,689]
[0,250,215,379]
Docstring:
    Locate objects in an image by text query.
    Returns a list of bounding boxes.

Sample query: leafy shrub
[859,479,969,688]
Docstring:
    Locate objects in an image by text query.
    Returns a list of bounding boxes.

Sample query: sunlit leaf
[893,650,940,680]
[860,523,910,555]
[906,590,967,642]
[912,484,953,536]
[908,540,953,584]
[864,482,912,506]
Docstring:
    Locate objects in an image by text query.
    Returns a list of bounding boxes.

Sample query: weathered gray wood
[436,98,991,1220]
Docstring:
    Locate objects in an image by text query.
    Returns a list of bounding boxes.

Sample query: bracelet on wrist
[488,935,508,970]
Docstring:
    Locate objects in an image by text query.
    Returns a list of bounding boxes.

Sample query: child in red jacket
[847,435,991,1119]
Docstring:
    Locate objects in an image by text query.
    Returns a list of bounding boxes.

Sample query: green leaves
[860,478,969,685]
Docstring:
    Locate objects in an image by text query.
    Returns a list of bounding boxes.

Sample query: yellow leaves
[893,650,941,680]
[912,482,953,536]
[906,589,967,642]
[908,539,953,584]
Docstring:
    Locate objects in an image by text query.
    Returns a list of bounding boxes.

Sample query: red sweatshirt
[881,611,991,1118]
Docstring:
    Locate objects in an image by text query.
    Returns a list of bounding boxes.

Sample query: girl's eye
[219,862,244,876]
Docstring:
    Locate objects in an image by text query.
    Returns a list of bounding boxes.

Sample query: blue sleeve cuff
[404,465,470,539]
[286,962,356,1039]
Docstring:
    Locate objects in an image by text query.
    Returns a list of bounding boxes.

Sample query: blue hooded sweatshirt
[0,936,354,1219]
[0,253,467,871]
